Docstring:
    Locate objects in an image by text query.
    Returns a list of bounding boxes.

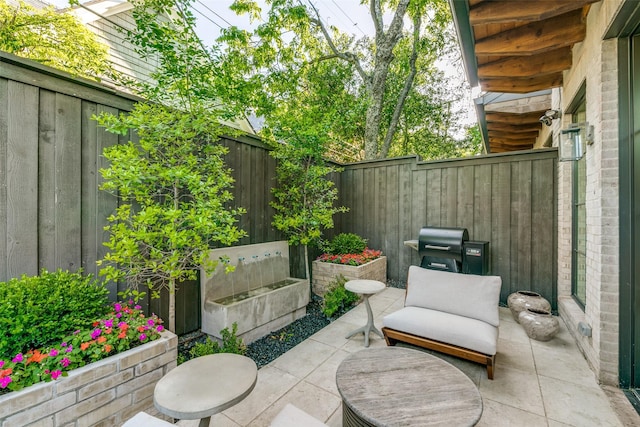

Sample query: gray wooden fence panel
[81,101,99,278]
[0,79,7,281]
[38,90,57,273]
[337,151,558,307]
[7,81,39,278]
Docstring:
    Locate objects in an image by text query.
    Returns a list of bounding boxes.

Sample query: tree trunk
[169,279,176,333]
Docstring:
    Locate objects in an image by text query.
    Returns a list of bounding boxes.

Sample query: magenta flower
[114,303,122,312]
[65,345,73,353]
[156,325,164,332]
[147,319,155,326]
[61,342,67,347]
[0,360,4,368]
[51,370,62,380]
[49,349,59,357]
[91,329,102,340]
[116,312,122,319]
[60,358,70,368]
[12,353,23,363]
[0,376,12,388]
[104,319,114,328]
[135,305,142,310]
[139,333,147,341]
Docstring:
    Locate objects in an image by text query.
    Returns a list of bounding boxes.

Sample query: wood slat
[492,162,512,302]
[488,130,539,140]
[481,73,564,93]
[486,110,548,124]
[81,100,99,277]
[478,47,572,78]
[0,79,8,281]
[470,0,598,25]
[7,81,39,278]
[475,9,586,56]
[38,90,57,272]
[486,122,542,133]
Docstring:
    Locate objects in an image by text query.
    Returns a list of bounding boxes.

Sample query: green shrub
[322,275,359,318]
[324,233,367,255]
[185,323,246,362]
[0,269,110,358]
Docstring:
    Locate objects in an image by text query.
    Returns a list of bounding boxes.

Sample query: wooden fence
[333,150,558,308]
[1,52,558,335]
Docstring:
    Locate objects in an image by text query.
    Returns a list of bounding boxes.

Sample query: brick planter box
[0,331,177,427]
[312,256,387,296]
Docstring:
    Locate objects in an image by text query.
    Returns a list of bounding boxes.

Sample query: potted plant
[312,233,386,296]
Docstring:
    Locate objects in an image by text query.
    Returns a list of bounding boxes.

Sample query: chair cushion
[404,266,502,327]
[383,306,498,355]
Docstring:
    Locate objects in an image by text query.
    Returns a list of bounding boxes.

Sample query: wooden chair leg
[486,355,495,380]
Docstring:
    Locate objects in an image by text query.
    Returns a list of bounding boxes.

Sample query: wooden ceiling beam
[486,110,548,125]
[475,10,585,56]
[478,47,572,78]
[486,122,542,133]
[480,73,563,93]
[490,136,536,145]
[469,0,599,25]
[488,130,539,140]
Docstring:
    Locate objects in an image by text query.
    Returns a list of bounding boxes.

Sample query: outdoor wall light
[559,122,593,161]
[539,109,561,126]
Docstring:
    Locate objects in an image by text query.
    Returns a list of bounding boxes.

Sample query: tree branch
[307,5,370,87]
[381,13,421,158]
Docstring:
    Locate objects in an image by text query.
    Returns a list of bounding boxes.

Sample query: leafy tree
[224,0,457,160]
[0,0,111,79]
[96,103,247,332]
[267,128,347,284]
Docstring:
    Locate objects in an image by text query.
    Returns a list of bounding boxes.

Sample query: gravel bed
[178,279,406,368]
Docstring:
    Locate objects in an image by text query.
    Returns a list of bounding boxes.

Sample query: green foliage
[223,0,466,161]
[96,103,246,298]
[270,141,347,249]
[0,270,110,358]
[322,275,359,318]
[324,233,367,255]
[184,323,246,362]
[0,301,163,393]
[0,1,112,80]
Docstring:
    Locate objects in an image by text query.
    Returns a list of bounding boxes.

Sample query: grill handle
[423,245,451,251]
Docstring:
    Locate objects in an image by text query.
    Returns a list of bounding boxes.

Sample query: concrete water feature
[201,241,309,344]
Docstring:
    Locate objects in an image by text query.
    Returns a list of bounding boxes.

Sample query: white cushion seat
[383,306,498,355]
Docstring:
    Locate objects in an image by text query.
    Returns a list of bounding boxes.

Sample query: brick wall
[555,0,621,386]
[0,332,177,427]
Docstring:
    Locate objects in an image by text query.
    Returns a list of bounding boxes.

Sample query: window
[571,102,587,308]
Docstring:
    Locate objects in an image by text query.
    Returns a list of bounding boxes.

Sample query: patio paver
[176,287,639,427]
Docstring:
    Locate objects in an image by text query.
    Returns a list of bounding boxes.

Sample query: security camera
[539,110,561,127]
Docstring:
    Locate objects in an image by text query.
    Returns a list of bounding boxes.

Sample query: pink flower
[156,325,164,332]
[91,329,102,340]
[135,305,142,310]
[61,342,67,347]
[104,319,114,328]
[116,312,122,318]
[0,376,12,388]
[65,345,73,353]
[49,349,58,357]
[60,358,70,368]
[139,334,147,341]
[51,370,62,380]
[12,353,23,363]
[114,303,122,312]
[147,319,155,326]
[0,360,4,368]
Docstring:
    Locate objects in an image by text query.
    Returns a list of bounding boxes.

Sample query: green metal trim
[605,0,640,39]
[618,35,633,388]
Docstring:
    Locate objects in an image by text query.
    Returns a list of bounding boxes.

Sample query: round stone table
[336,347,483,426]
[344,279,386,347]
[154,353,257,427]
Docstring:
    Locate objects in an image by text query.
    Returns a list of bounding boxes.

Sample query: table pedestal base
[198,416,211,427]
[345,294,382,347]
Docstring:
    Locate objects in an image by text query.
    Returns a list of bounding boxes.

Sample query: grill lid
[418,226,469,261]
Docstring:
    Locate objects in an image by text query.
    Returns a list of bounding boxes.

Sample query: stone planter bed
[0,331,177,427]
[312,256,387,296]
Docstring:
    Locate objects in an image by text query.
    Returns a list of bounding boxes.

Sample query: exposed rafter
[469,0,598,25]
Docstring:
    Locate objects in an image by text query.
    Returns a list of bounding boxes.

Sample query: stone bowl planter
[518,308,560,342]
[312,256,387,296]
[507,290,551,323]
[0,331,177,426]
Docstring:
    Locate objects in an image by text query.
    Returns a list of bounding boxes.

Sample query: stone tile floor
[176,287,640,427]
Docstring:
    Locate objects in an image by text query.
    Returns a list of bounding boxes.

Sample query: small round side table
[344,279,386,347]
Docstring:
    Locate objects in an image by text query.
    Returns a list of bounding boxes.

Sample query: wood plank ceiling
[465,0,599,153]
